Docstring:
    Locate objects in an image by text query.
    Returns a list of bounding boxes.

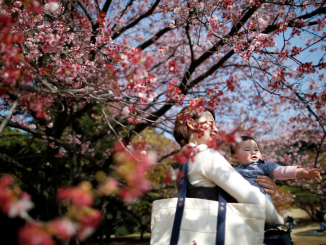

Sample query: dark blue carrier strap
[170,162,227,245]
[170,162,188,245]
[216,187,227,244]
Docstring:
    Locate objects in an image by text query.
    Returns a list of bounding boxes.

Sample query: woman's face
[187,111,219,145]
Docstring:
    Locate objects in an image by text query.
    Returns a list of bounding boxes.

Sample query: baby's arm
[272,166,322,182]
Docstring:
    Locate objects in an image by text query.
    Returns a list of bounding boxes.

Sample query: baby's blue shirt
[234,159,280,202]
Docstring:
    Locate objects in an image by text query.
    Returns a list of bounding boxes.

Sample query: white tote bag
[150,163,266,245]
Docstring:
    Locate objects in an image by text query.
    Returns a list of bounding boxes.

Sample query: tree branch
[180,4,260,92]
[101,0,112,13]
[1,120,101,169]
[0,153,39,180]
[185,24,194,62]
[111,0,161,40]
[137,27,172,50]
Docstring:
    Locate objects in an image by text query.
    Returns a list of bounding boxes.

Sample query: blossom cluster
[0,143,156,244]
[1,0,157,122]
[113,142,156,202]
[173,145,200,164]
[233,33,276,59]
[166,80,185,104]
[0,175,34,219]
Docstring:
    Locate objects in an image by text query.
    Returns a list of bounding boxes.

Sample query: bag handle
[170,162,227,245]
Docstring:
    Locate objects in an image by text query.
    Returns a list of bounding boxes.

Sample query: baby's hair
[230,135,258,154]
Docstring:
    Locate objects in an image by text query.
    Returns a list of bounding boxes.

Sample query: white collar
[186,143,208,151]
[188,142,197,147]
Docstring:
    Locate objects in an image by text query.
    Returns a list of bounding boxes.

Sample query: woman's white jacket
[186,143,284,225]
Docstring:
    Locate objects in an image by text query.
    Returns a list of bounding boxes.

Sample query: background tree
[257,130,326,219]
[1,0,326,243]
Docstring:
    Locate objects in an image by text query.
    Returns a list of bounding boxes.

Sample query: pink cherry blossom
[8,195,34,218]
[49,219,76,241]
[18,224,55,245]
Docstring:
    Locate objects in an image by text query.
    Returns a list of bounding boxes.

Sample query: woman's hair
[173,106,215,147]
[230,135,258,154]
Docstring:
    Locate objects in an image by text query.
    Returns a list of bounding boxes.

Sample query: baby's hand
[302,168,322,182]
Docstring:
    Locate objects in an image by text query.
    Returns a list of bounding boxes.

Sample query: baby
[230,136,322,202]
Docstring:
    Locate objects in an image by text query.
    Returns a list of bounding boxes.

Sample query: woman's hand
[255,176,277,197]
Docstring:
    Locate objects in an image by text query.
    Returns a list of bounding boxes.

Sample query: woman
[173,106,284,225]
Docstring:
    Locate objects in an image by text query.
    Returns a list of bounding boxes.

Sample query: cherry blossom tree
[256,130,326,218]
[1,0,326,243]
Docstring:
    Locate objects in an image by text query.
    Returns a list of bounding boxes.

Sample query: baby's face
[232,140,262,165]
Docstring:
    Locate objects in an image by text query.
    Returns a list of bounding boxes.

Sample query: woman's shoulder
[195,145,225,161]
[196,144,222,155]
[185,144,224,162]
